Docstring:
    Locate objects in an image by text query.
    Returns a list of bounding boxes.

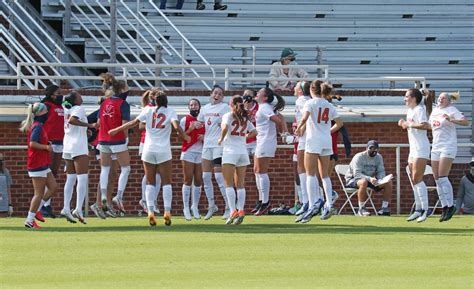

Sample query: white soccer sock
[414,181,428,211]
[255,173,262,201]
[154,173,161,207]
[145,184,155,213]
[439,177,454,207]
[225,187,237,212]
[298,173,308,204]
[203,172,215,206]
[237,188,246,211]
[435,179,447,207]
[63,173,77,212]
[306,175,319,209]
[99,166,110,199]
[75,174,88,213]
[382,201,389,209]
[182,184,191,210]
[44,197,51,207]
[296,184,303,204]
[141,175,146,202]
[27,211,36,222]
[258,173,270,203]
[116,166,131,199]
[192,186,201,208]
[37,199,46,212]
[163,184,172,212]
[412,183,422,211]
[214,172,228,209]
[322,177,333,208]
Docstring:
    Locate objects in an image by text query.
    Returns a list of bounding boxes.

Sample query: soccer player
[429,92,469,222]
[61,91,96,224]
[198,85,231,220]
[253,87,287,215]
[218,96,257,225]
[296,81,343,223]
[399,89,431,223]
[180,98,205,220]
[20,103,58,229]
[109,89,189,226]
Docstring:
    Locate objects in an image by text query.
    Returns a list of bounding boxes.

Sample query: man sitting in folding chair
[344,140,393,216]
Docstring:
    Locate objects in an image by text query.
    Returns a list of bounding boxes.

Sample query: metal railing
[1,143,472,216]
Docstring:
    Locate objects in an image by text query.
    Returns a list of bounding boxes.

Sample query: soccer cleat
[377,207,391,216]
[254,202,270,216]
[222,207,230,220]
[90,203,106,219]
[101,197,108,211]
[41,205,57,218]
[148,212,157,226]
[72,210,87,224]
[406,210,422,222]
[35,211,45,223]
[443,206,456,222]
[112,196,126,214]
[250,201,262,214]
[233,210,245,225]
[60,209,77,223]
[164,212,172,226]
[299,204,320,223]
[439,206,448,222]
[7,205,13,217]
[204,205,218,220]
[191,205,201,219]
[225,210,239,225]
[295,202,308,216]
[25,220,42,229]
[214,3,227,10]
[139,199,148,214]
[183,207,192,221]
[320,206,334,220]
[196,2,205,10]
[105,205,117,218]
[416,210,428,223]
[357,207,371,217]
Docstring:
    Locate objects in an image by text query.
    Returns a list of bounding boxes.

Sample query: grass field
[0,215,473,289]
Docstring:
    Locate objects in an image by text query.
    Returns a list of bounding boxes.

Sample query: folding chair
[335,164,378,216]
[406,165,440,216]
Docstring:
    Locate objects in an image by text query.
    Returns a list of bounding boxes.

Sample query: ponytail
[141,90,152,107]
[422,89,434,116]
[310,80,323,97]
[449,91,460,102]
[231,96,248,126]
[263,87,285,113]
[19,103,46,132]
[321,82,333,98]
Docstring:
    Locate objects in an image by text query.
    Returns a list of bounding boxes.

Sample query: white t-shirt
[197,102,231,149]
[406,105,430,153]
[303,98,339,150]
[137,106,178,153]
[180,117,203,153]
[63,105,88,155]
[430,105,465,150]
[256,102,277,146]
[295,95,312,123]
[221,112,255,154]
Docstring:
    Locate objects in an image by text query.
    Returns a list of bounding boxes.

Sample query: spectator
[0,153,13,216]
[456,158,474,214]
[344,140,393,216]
[268,48,309,91]
[196,0,227,10]
[159,0,185,15]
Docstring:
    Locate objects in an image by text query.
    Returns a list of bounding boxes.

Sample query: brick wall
[0,121,469,216]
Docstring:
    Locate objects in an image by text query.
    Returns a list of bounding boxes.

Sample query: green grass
[0,215,473,289]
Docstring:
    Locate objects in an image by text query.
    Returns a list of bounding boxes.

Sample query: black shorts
[330,154,339,161]
[213,157,222,165]
[345,178,381,192]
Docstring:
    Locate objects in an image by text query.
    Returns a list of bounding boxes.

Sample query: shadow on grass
[0,222,472,236]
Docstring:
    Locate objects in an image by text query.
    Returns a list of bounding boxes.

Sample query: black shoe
[41,205,57,218]
[255,202,270,216]
[377,207,391,216]
[443,206,456,222]
[196,3,205,10]
[439,206,448,222]
[174,12,184,16]
[214,4,227,10]
[250,201,262,214]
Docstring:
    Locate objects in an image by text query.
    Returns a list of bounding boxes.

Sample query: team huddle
[19,74,468,229]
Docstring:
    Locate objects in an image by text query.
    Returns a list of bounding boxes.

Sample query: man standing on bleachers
[268,48,308,91]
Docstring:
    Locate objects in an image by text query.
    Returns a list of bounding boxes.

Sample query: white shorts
[246,142,257,156]
[141,150,172,165]
[52,144,63,153]
[95,153,117,161]
[408,148,430,164]
[180,151,202,164]
[222,153,250,167]
[28,168,51,178]
[255,143,277,158]
[305,146,333,156]
[431,148,456,161]
[292,154,298,162]
[63,152,88,160]
[297,135,306,151]
[98,143,128,154]
[139,143,144,155]
[202,147,223,161]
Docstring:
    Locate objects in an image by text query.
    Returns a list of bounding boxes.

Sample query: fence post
[155,45,162,88]
[16,62,21,89]
[396,146,401,215]
[316,47,323,78]
[109,0,117,74]
[181,39,185,91]
[224,68,229,91]
[252,45,256,86]
[241,47,248,88]
[64,0,71,38]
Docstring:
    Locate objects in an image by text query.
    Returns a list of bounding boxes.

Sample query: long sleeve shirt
[456,174,474,214]
[345,151,385,182]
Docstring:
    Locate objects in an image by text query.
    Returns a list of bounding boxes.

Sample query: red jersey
[27,122,51,171]
[43,101,64,143]
[182,114,205,152]
[331,131,338,156]
[246,102,258,144]
[98,97,129,145]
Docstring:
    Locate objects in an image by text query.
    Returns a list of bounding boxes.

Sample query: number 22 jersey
[221,112,255,154]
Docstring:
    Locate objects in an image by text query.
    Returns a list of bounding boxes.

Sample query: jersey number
[207,117,212,126]
[231,120,247,136]
[152,113,166,129]
[317,108,329,124]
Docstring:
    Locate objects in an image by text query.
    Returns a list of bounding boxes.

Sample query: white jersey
[430,105,465,151]
[63,105,88,155]
[406,105,430,154]
[295,95,312,123]
[197,102,231,149]
[179,117,203,153]
[256,102,277,147]
[221,112,255,154]
[303,98,339,150]
[137,106,178,153]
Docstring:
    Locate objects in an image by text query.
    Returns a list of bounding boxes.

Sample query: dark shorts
[345,178,381,192]
[330,154,339,161]
[213,157,222,165]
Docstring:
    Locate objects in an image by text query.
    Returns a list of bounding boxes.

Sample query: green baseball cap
[281,48,297,60]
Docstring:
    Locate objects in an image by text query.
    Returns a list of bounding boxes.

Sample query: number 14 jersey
[136,106,178,153]
[303,98,339,151]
